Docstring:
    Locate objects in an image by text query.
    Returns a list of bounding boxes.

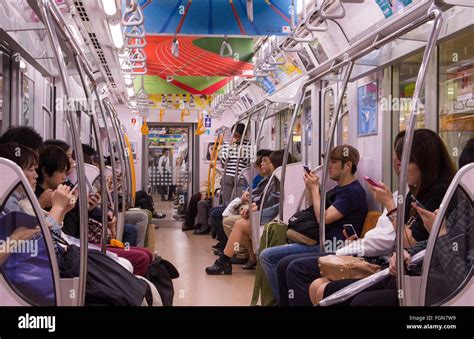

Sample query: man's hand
[38,189,54,209]
[303,172,320,192]
[87,192,101,211]
[51,185,74,212]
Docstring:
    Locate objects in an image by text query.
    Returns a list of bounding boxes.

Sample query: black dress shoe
[242,259,257,270]
[205,259,232,275]
[213,248,223,256]
[193,227,210,235]
[230,255,248,265]
[211,242,223,249]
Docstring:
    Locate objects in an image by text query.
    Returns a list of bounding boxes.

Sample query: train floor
[153,199,256,306]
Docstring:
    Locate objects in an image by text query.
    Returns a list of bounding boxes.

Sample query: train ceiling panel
[137,0,296,36]
[0,0,59,77]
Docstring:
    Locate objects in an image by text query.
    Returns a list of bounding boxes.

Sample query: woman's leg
[223,218,253,259]
[206,218,252,275]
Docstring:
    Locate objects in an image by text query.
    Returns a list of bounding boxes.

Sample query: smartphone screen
[343,224,358,239]
[410,194,426,209]
[364,176,383,189]
[303,165,311,174]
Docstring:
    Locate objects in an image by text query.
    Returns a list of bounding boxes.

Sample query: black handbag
[54,235,150,306]
[287,206,319,245]
[145,256,179,306]
[286,188,337,245]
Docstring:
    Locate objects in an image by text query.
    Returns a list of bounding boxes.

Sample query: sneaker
[205,259,232,275]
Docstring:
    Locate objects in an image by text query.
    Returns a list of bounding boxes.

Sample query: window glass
[438,30,474,163]
[397,53,426,131]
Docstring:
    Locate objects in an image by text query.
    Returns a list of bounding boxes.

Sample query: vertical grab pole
[319,62,354,252]
[73,54,109,254]
[99,100,121,233]
[279,78,308,222]
[233,117,251,199]
[396,7,443,306]
[220,124,237,204]
[104,100,128,233]
[207,134,220,198]
[211,131,225,199]
[249,104,270,252]
[39,0,88,306]
[111,117,132,206]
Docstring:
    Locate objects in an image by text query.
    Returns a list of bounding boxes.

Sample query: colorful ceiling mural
[138,0,295,36]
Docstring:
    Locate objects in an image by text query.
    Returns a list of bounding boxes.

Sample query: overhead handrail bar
[320,0,346,20]
[266,38,287,65]
[395,6,443,306]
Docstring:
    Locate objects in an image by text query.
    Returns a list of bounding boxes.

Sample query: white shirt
[157,155,171,174]
[335,191,398,257]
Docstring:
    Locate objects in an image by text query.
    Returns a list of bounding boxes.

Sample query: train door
[147,125,191,223]
[0,44,12,133]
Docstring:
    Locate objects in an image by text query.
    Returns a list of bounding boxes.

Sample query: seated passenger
[0,126,44,151]
[34,144,153,276]
[0,143,74,262]
[276,131,406,306]
[208,149,272,250]
[310,129,457,306]
[259,145,368,303]
[205,150,295,275]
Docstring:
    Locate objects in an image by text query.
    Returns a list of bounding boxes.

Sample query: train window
[424,186,473,306]
[394,52,426,131]
[323,88,335,150]
[20,73,34,127]
[438,30,474,163]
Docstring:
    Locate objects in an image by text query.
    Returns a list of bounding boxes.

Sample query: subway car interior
[0,0,473,318]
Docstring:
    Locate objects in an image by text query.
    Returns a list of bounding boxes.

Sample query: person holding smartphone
[309,129,457,306]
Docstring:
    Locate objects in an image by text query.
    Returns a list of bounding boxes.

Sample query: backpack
[251,219,288,306]
[135,190,156,215]
[146,256,180,306]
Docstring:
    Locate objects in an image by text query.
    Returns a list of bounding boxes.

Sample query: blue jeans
[122,223,138,247]
[259,243,321,304]
[260,204,279,225]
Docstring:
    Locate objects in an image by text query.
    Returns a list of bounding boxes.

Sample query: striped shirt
[219,140,252,177]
